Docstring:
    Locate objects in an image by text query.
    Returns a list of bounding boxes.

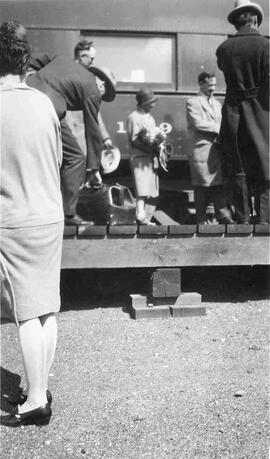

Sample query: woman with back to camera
[0,21,64,427]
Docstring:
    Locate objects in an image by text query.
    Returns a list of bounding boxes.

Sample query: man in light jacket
[186,72,233,224]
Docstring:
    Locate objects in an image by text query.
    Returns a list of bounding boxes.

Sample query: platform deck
[62,224,270,269]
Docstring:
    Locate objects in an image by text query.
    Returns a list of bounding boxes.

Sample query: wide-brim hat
[228,0,264,25]
[88,66,116,102]
[136,88,158,107]
[100,145,121,174]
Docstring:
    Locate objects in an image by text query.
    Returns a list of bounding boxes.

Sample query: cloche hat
[228,0,264,26]
[88,66,116,102]
[100,145,121,174]
[136,88,158,107]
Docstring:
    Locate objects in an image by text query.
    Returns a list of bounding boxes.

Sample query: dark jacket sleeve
[215,44,223,72]
[83,95,103,170]
[260,39,269,110]
[98,112,110,141]
[29,53,56,71]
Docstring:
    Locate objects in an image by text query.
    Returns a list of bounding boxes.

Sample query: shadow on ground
[60,266,270,311]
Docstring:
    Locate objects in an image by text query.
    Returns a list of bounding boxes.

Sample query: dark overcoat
[27,55,102,170]
[216,26,269,179]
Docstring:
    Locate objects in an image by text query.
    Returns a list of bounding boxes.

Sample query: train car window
[179,34,227,92]
[81,34,175,90]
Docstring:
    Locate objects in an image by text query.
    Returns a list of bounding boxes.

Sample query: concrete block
[170,303,206,318]
[175,292,202,305]
[130,294,147,308]
[153,297,179,306]
[152,268,181,298]
[129,304,170,320]
[170,292,204,317]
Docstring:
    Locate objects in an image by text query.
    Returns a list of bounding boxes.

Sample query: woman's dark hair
[0,21,31,77]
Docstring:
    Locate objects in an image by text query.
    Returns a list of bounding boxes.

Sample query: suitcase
[76,183,136,225]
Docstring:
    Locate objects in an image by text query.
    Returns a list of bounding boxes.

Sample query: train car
[1,0,269,212]
[1,0,269,302]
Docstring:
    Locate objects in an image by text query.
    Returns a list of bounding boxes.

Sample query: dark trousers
[194,185,229,223]
[231,175,270,223]
[259,181,270,223]
[60,119,85,216]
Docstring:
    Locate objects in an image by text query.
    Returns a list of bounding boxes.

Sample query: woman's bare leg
[18,318,47,413]
[40,313,57,388]
[136,197,145,221]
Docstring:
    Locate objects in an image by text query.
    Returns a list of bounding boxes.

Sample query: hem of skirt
[16,307,60,323]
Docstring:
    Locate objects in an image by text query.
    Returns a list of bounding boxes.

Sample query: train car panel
[27,29,80,60]
[73,93,225,161]
[1,0,269,35]
[1,0,269,168]
[24,29,228,92]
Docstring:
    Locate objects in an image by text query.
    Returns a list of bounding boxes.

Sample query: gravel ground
[1,266,269,459]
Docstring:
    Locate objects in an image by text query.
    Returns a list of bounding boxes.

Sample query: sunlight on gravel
[1,268,269,459]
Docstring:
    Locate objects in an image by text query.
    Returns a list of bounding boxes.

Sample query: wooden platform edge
[63,223,270,238]
[61,231,270,269]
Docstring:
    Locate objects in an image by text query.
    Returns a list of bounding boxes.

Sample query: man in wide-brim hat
[227,0,264,25]
[215,0,269,224]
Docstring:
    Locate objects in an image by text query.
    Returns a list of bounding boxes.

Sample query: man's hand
[84,169,102,188]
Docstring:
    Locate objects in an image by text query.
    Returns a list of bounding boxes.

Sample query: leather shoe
[218,216,235,224]
[64,214,94,226]
[0,403,51,427]
[7,388,52,406]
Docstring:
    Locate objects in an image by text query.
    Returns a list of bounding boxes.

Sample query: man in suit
[71,39,114,187]
[186,72,233,224]
[27,55,116,225]
[74,39,96,68]
[216,0,269,224]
